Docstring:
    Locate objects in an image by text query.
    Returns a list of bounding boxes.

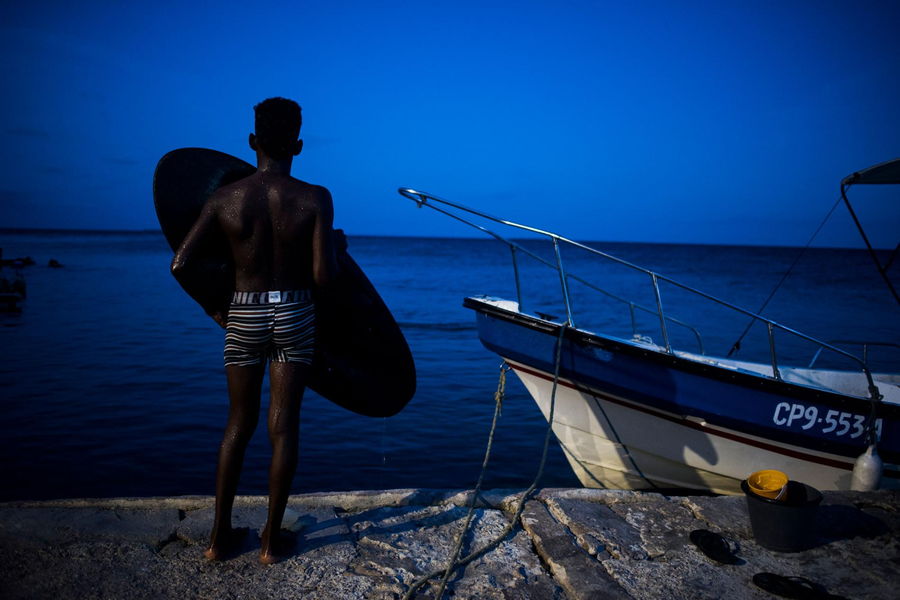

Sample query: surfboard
[153,148,415,418]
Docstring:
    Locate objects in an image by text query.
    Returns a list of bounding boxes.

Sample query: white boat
[399,158,899,494]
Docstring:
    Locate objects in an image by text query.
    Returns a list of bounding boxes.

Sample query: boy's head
[253,97,302,159]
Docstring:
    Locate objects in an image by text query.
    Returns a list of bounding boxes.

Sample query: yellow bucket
[747,470,788,499]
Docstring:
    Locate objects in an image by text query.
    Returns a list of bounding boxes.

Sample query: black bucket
[741,479,823,552]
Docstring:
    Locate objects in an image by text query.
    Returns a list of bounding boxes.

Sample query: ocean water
[0,231,897,501]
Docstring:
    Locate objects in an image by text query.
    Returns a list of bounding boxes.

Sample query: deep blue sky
[1,1,898,246]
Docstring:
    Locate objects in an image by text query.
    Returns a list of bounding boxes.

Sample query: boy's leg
[259,360,306,564]
[205,362,264,560]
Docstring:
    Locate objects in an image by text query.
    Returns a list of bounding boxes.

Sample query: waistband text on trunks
[231,290,312,305]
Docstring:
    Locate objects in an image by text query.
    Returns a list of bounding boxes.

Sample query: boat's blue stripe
[510,361,899,478]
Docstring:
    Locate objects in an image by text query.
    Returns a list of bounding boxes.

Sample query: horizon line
[0,226,885,251]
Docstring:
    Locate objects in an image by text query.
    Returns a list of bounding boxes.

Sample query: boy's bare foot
[259,528,295,565]
[203,526,249,561]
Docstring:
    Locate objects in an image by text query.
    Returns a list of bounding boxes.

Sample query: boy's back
[211,172,333,292]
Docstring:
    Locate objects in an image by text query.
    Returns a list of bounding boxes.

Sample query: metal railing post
[693,330,705,356]
[808,348,824,368]
[650,273,672,353]
[510,246,524,313]
[767,323,782,380]
[629,302,637,337]
[553,237,575,327]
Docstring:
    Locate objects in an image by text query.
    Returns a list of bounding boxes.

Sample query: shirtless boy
[171,97,338,564]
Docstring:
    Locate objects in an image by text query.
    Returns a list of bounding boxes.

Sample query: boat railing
[808,341,900,369]
[398,188,884,404]
[398,189,703,352]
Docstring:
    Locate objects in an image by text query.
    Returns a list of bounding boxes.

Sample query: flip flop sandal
[752,572,849,600]
[689,529,739,564]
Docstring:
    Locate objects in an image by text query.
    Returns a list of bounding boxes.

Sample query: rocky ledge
[1,488,897,599]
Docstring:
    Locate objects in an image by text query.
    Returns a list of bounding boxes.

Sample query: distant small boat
[399,158,899,494]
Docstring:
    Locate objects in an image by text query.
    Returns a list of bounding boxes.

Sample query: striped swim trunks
[224,290,315,367]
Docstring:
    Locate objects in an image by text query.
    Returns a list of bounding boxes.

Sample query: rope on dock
[402,323,568,600]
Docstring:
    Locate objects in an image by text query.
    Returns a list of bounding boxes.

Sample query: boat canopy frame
[398,187,885,409]
[840,157,900,306]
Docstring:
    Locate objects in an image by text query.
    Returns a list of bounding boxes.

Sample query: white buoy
[850,444,883,491]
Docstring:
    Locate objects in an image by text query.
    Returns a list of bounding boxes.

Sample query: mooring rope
[727,195,842,357]
[432,363,508,597]
[402,323,568,600]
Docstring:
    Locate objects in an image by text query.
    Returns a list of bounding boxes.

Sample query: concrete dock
[1,488,897,599]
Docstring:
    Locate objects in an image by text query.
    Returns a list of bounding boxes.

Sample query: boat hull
[466,297,899,493]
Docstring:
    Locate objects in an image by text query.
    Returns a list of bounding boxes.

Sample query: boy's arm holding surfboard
[170,196,229,327]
